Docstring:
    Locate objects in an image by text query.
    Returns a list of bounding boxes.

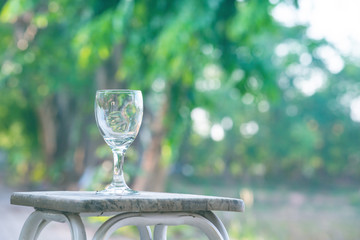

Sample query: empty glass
[95,89,143,194]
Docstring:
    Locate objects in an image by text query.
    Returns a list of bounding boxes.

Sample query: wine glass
[95,89,143,195]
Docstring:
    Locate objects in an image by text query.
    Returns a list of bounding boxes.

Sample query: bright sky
[272,0,360,122]
[272,0,360,58]
[300,0,360,57]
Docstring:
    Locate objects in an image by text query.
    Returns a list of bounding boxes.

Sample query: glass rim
[96,89,142,94]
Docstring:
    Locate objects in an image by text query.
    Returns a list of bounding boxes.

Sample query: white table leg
[198,211,229,240]
[19,211,47,240]
[153,224,167,240]
[19,210,86,240]
[137,226,152,240]
[93,213,152,240]
[93,212,225,240]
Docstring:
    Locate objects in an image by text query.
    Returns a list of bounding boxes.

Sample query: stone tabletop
[11,191,244,214]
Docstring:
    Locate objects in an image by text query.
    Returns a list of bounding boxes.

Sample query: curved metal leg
[93,213,152,240]
[19,211,48,240]
[33,219,51,239]
[67,213,87,239]
[93,212,224,240]
[137,226,152,240]
[19,210,86,240]
[153,224,167,240]
[199,211,229,240]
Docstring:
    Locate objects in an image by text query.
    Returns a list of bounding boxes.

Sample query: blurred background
[1,0,360,239]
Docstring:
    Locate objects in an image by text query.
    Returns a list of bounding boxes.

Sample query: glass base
[96,184,138,195]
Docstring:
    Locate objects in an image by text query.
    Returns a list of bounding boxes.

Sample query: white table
[11,191,245,240]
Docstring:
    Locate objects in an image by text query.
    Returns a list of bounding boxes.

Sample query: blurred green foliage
[0,0,359,188]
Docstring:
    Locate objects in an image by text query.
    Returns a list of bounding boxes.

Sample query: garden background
[1,0,360,239]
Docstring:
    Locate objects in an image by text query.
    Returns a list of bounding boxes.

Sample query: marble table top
[11,191,244,214]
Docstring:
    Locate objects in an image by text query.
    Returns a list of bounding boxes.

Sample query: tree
[1,0,359,190]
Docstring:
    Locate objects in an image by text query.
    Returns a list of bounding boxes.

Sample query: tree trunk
[36,97,57,169]
[133,94,169,192]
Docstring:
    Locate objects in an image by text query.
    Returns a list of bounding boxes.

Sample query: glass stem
[112,150,128,189]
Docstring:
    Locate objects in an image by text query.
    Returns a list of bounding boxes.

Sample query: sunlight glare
[350,97,360,122]
[211,124,225,142]
[240,121,259,138]
[315,45,344,74]
[221,117,233,130]
[258,100,270,113]
[191,108,211,137]
[242,93,254,105]
[293,68,327,96]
